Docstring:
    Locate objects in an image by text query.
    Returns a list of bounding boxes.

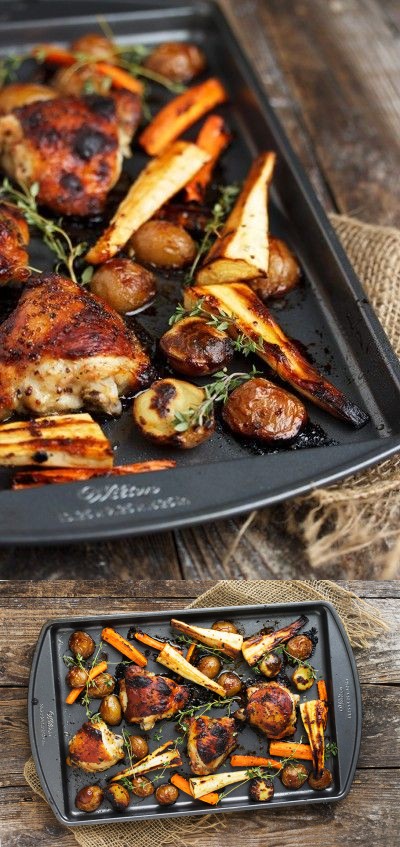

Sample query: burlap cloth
[24,579,388,846]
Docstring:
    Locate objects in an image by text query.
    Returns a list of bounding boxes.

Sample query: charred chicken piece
[67,719,124,773]
[160,317,233,377]
[0,201,30,285]
[187,715,237,775]
[222,377,307,441]
[245,681,299,740]
[0,273,153,421]
[118,664,190,731]
[0,82,56,114]
[0,91,141,216]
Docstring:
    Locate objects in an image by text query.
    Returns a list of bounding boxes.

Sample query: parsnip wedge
[11,460,175,488]
[242,615,308,667]
[300,699,328,777]
[0,413,113,468]
[190,769,249,799]
[184,283,369,427]
[156,642,226,697]
[196,152,275,285]
[86,141,211,264]
[171,618,243,659]
[111,741,182,782]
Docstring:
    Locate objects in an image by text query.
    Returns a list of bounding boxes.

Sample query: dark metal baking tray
[28,600,362,826]
[0,0,399,545]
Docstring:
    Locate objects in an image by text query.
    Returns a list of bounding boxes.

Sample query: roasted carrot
[65,660,108,705]
[186,642,197,663]
[185,115,231,203]
[32,47,143,94]
[134,632,166,651]
[139,78,228,156]
[95,62,143,95]
[230,755,281,770]
[12,460,176,490]
[32,45,76,67]
[101,627,147,667]
[317,680,328,702]
[269,741,313,762]
[170,773,219,805]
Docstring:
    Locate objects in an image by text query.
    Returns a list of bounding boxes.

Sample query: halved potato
[132,378,214,449]
[159,317,233,376]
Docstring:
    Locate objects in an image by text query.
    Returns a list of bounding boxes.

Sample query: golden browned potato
[75,784,104,812]
[144,42,206,83]
[90,258,156,314]
[132,775,154,797]
[129,220,197,268]
[281,762,308,790]
[286,634,313,660]
[160,317,233,377]
[0,83,56,114]
[197,655,221,679]
[100,694,122,725]
[258,652,282,679]
[222,378,307,441]
[86,672,115,699]
[155,783,179,806]
[212,620,239,634]
[69,630,95,659]
[308,768,333,790]
[251,237,301,300]
[128,735,149,761]
[133,378,214,449]
[52,65,113,97]
[292,665,314,691]
[218,671,242,697]
[66,666,89,689]
[105,782,130,811]
[71,33,117,62]
[249,778,274,802]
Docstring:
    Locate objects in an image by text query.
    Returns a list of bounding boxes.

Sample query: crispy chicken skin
[0,91,141,216]
[246,681,299,740]
[0,201,30,285]
[0,273,153,420]
[67,719,124,773]
[187,715,237,775]
[119,664,190,731]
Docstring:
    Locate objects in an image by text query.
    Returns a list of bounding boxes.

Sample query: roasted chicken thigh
[119,664,190,731]
[0,201,30,285]
[0,91,141,216]
[0,273,153,420]
[245,681,299,740]
[187,715,237,775]
[67,719,124,773]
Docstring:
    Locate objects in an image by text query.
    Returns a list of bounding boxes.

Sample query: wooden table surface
[0,580,399,846]
[1,0,399,580]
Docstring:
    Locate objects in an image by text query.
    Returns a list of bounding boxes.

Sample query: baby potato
[286,634,313,660]
[132,775,154,798]
[258,652,282,679]
[197,655,221,679]
[281,762,308,790]
[71,33,117,62]
[100,694,122,725]
[212,620,239,634]
[144,42,206,83]
[75,784,104,812]
[217,671,242,697]
[90,258,156,314]
[66,666,89,688]
[69,630,95,659]
[133,378,214,449]
[0,83,56,114]
[86,672,115,699]
[222,378,307,441]
[292,665,315,691]
[129,221,197,269]
[160,317,233,377]
[53,65,113,97]
[128,735,149,761]
[105,783,130,812]
[251,237,301,300]
[308,768,333,791]
[249,778,274,802]
[155,783,179,806]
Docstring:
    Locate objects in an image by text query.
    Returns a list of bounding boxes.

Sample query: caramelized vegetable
[241,615,307,667]
[128,736,149,761]
[66,667,89,689]
[129,220,196,268]
[249,778,274,802]
[222,377,307,441]
[71,33,117,62]
[170,618,243,659]
[269,741,313,761]
[230,755,281,770]
[111,741,182,782]
[185,115,232,203]
[217,671,242,697]
[300,699,328,777]
[133,378,214,449]
[281,762,308,789]
[292,665,315,691]
[12,460,175,489]
[251,237,301,300]
[131,775,154,797]
[90,258,156,314]
[258,652,282,679]
[155,784,179,806]
[190,769,248,798]
[212,620,239,634]
[144,42,206,83]
[308,768,333,790]
[75,784,104,812]
[170,773,219,805]
[105,783,130,811]
[100,694,122,725]
[86,672,115,699]
[197,655,222,679]
[159,317,233,377]
[69,630,95,659]
[286,634,313,660]
[101,627,147,667]
[0,414,113,469]
[156,642,226,696]
[65,661,108,705]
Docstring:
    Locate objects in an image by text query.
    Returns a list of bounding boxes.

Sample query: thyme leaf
[172,366,261,432]
[183,183,240,286]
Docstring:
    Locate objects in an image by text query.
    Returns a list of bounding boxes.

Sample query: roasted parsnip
[133,378,215,449]
[190,769,249,799]
[241,615,307,666]
[111,741,182,782]
[300,699,328,778]
[170,618,243,659]
[11,460,175,489]
[0,413,113,468]
[184,283,369,426]
[86,141,211,264]
[196,152,275,285]
[156,642,226,696]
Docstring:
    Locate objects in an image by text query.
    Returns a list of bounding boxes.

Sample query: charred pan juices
[60,609,338,817]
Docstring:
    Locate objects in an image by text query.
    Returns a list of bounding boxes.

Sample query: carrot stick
[269,741,313,762]
[317,680,328,702]
[185,115,231,203]
[170,773,219,805]
[95,62,143,95]
[230,755,281,770]
[186,642,197,663]
[134,632,166,651]
[139,78,228,157]
[32,47,143,94]
[32,45,76,67]
[65,660,108,705]
[101,627,147,667]
[12,460,176,489]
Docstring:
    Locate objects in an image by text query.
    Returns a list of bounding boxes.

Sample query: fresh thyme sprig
[63,652,86,670]
[169,298,265,359]
[325,740,338,758]
[175,696,237,735]
[274,644,318,680]
[0,178,89,285]
[173,366,261,432]
[183,184,240,286]
[81,640,106,717]
[0,53,28,87]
